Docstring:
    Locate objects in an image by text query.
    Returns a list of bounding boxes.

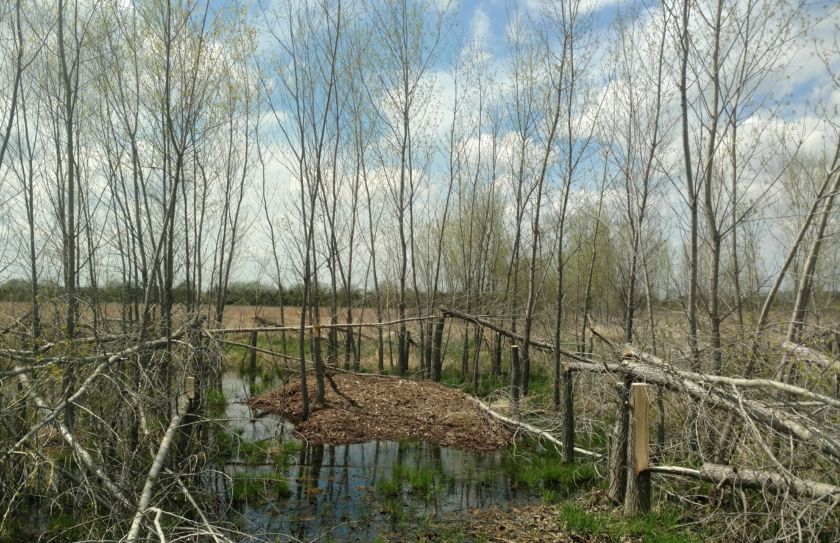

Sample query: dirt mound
[248,373,512,451]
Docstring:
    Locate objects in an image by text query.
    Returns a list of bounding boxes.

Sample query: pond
[218,370,554,542]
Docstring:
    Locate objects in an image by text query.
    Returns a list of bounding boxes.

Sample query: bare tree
[370,0,447,376]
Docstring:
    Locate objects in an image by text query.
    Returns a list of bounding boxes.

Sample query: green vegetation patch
[504,446,599,499]
[374,463,453,501]
[215,428,302,467]
[559,503,703,543]
[206,388,227,417]
[231,471,292,503]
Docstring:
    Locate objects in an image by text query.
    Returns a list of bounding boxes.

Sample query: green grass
[380,495,408,523]
[559,503,703,543]
[236,334,311,358]
[231,471,292,503]
[272,439,303,465]
[503,447,598,497]
[474,372,507,395]
[577,423,610,451]
[1,511,80,543]
[247,378,269,395]
[404,466,451,498]
[438,356,558,399]
[206,388,227,417]
[216,428,303,467]
[560,503,609,533]
[237,355,286,382]
[374,463,453,505]
[375,477,402,497]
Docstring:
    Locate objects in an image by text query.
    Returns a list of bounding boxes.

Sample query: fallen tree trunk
[13,366,132,507]
[9,358,111,453]
[1,316,202,377]
[615,357,840,462]
[125,395,189,542]
[782,341,840,373]
[468,396,602,459]
[620,345,840,409]
[648,463,840,502]
[7,318,204,455]
[441,308,579,358]
[443,310,840,463]
[205,315,437,335]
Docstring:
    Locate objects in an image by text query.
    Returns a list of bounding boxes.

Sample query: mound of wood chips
[247,373,512,451]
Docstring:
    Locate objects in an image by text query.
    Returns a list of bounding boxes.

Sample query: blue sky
[153,0,840,286]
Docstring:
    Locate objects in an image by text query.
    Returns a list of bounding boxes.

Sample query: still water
[220,371,541,542]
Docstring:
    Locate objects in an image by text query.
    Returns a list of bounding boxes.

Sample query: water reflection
[220,371,538,542]
[222,370,291,442]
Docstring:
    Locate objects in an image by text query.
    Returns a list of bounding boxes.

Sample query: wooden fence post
[492,332,502,376]
[356,325,363,371]
[624,382,651,515]
[185,375,196,402]
[563,362,575,464]
[312,324,325,406]
[511,344,521,408]
[432,316,445,382]
[424,321,434,379]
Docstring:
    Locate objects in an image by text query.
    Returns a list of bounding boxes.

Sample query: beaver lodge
[248,373,513,451]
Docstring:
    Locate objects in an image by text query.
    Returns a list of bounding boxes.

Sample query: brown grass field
[0,301,384,330]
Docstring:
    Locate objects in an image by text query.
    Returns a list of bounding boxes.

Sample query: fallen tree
[12,363,132,508]
[468,396,602,459]
[444,308,840,457]
[442,308,840,498]
[782,340,840,373]
[125,394,190,542]
[648,463,840,502]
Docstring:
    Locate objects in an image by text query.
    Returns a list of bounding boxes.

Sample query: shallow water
[220,371,542,542]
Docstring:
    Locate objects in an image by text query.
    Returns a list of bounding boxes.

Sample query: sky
[230,0,840,289]
[2,0,839,292]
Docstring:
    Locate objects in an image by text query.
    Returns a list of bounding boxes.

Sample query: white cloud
[470,6,491,48]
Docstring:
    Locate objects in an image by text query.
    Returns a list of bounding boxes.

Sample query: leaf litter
[247,373,512,451]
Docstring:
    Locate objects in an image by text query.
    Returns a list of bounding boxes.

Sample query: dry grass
[0,301,383,329]
[220,304,383,328]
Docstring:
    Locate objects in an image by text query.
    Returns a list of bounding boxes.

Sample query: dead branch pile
[442,308,840,539]
[0,315,240,542]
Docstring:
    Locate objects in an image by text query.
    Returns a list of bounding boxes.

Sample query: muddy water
[220,371,540,542]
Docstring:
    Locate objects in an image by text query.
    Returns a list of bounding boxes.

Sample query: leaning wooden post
[624,382,652,515]
[563,361,575,464]
[511,344,521,408]
[492,332,502,376]
[432,316,445,382]
[355,325,363,371]
[248,330,258,374]
[387,323,394,370]
[424,321,434,379]
[185,375,196,402]
[312,324,325,407]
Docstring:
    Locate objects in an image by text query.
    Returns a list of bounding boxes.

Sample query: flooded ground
[219,371,545,542]
[1,370,597,542]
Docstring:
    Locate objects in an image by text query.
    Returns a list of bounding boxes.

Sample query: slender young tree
[369,0,447,376]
